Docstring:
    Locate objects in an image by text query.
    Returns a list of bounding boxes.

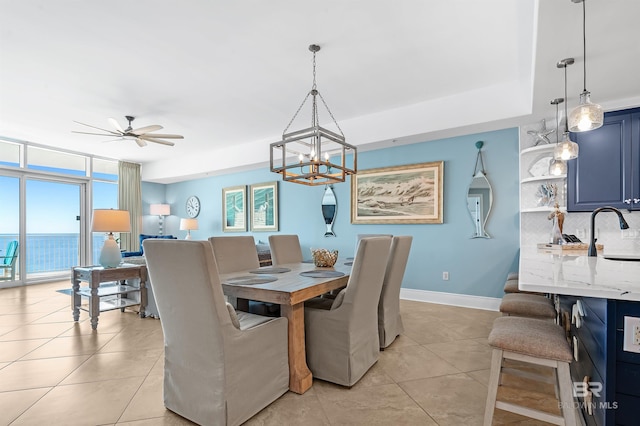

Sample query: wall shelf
[521,206,567,213]
[521,175,566,184]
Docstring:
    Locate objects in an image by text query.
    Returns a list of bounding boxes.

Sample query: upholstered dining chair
[208,236,261,273]
[143,239,289,426]
[304,236,392,387]
[268,234,303,265]
[378,235,413,349]
[208,236,279,316]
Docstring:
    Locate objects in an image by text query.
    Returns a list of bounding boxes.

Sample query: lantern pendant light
[270,44,357,186]
[554,58,579,161]
[549,98,568,176]
[568,0,603,132]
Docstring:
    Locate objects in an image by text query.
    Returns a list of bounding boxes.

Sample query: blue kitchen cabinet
[567,107,640,212]
[559,296,640,424]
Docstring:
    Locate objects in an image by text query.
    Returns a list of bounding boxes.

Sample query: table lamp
[180,218,198,240]
[150,203,170,235]
[92,209,131,268]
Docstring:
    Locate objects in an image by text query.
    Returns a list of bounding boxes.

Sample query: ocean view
[0,234,106,273]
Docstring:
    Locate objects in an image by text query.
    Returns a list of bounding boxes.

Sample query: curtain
[118,161,142,251]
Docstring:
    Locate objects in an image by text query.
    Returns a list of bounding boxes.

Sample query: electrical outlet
[623,316,640,353]
[442,271,449,281]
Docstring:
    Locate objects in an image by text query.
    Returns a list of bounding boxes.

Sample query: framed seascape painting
[222,185,247,232]
[351,161,444,224]
[250,181,279,232]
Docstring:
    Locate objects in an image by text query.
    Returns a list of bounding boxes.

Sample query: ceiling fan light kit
[270,44,357,186]
[73,115,183,147]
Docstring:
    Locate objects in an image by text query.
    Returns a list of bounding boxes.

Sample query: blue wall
[142,127,520,298]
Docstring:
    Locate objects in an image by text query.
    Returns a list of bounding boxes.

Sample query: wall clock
[186,195,201,218]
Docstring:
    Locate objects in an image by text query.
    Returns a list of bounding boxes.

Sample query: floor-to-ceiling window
[0,175,20,283]
[25,179,83,281]
[0,139,119,286]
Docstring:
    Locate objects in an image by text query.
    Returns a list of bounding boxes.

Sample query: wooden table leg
[280,303,313,394]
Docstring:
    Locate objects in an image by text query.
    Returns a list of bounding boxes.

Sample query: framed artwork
[222,185,247,232]
[250,181,279,232]
[351,161,444,224]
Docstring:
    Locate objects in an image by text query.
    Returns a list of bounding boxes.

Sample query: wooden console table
[71,264,147,330]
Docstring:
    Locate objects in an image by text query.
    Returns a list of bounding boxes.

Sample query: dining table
[218,260,353,394]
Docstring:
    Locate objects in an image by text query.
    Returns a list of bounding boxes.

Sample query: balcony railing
[0,234,107,279]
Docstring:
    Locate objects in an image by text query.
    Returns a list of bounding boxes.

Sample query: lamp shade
[91,209,131,233]
[150,203,170,216]
[180,218,199,231]
[180,218,198,240]
[91,209,130,268]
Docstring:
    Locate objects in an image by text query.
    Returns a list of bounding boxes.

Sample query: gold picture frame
[222,185,247,232]
[351,161,444,224]
[250,181,279,232]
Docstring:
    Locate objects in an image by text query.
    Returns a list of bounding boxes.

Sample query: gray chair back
[208,236,260,273]
[268,234,303,265]
[378,236,413,348]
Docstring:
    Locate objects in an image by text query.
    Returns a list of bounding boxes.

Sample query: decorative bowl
[311,248,338,267]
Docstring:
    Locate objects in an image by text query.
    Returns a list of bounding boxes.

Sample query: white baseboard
[400,288,501,311]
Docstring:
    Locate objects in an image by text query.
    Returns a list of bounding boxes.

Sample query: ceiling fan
[73,115,183,147]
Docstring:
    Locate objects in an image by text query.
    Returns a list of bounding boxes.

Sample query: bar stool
[503,278,521,294]
[484,316,578,426]
[499,293,556,320]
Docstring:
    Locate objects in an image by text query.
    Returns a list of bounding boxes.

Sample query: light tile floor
[0,281,562,425]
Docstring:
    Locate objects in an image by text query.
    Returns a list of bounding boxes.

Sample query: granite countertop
[519,247,640,301]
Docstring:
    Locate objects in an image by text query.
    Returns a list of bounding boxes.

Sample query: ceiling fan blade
[135,138,147,147]
[138,136,175,146]
[131,124,163,134]
[143,133,184,139]
[101,138,126,143]
[72,130,121,137]
[73,121,122,136]
[108,117,124,132]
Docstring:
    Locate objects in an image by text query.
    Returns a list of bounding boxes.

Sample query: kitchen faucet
[588,206,630,256]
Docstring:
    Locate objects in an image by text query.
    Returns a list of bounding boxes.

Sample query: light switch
[623,316,640,353]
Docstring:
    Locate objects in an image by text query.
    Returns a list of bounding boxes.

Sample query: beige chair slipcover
[143,239,289,426]
[378,235,413,349]
[268,234,303,265]
[355,233,392,254]
[304,236,392,387]
[208,236,260,273]
[209,235,278,316]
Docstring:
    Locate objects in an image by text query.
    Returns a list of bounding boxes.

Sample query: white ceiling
[1,0,639,183]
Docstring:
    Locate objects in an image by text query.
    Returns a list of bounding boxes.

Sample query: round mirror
[467,171,493,238]
[321,185,337,237]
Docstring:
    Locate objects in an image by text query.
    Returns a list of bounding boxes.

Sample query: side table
[71,263,147,330]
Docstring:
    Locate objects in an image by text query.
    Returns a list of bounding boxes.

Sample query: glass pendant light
[549,98,568,176]
[568,0,603,132]
[554,58,579,161]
